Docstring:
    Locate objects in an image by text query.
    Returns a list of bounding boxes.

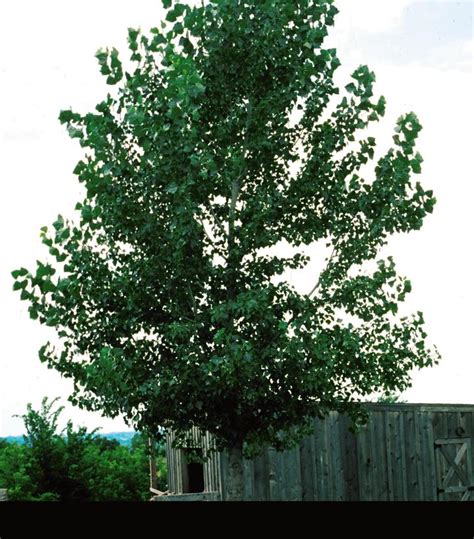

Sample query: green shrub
[0,398,167,501]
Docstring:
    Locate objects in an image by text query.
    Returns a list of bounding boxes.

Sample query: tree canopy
[13,0,438,462]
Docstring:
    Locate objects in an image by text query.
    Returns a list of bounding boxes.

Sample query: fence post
[149,437,157,491]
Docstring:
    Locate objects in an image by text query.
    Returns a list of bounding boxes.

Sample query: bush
[0,398,167,501]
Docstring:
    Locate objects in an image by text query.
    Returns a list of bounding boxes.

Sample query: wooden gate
[434,438,473,501]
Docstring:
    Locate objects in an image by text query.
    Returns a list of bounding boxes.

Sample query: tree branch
[197,216,216,245]
[228,98,253,245]
[205,203,228,240]
[307,236,341,298]
[285,237,342,328]
[186,284,198,316]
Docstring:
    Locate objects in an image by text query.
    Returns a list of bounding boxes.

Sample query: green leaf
[20,289,32,301]
[58,110,81,124]
[13,280,27,291]
[166,3,185,22]
[376,95,386,115]
[411,160,421,174]
[73,161,86,176]
[11,268,28,279]
[151,33,167,48]
[179,36,194,55]
[67,126,83,139]
[45,312,58,326]
[162,0,172,8]
[53,215,64,231]
[95,49,108,63]
[38,344,49,363]
[128,28,139,43]
[110,47,122,69]
[36,263,56,279]
[166,183,178,194]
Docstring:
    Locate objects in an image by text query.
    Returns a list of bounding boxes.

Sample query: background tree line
[0,397,166,501]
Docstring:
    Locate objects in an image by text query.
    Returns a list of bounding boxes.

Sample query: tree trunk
[225,441,244,501]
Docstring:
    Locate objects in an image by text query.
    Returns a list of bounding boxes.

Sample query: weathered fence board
[300,436,314,501]
[160,403,474,502]
[341,415,358,501]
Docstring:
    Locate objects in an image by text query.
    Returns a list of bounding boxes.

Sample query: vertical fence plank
[280,450,289,501]
[341,414,359,501]
[314,416,329,500]
[404,410,418,501]
[208,433,215,492]
[281,449,291,500]
[398,411,408,500]
[331,413,344,500]
[166,433,173,493]
[465,411,474,481]
[324,413,334,500]
[219,450,228,501]
[383,411,395,501]
[243,454,253,501]
[272,449,285,501]
[421,411,438,501]
[326,414,335,499]
[214,451,222,499]
[365,413,375,501]
[391,410,404,500]
[372,410,388,500]
[356,421,369,501]
[300,435,315,501]
[284,446,303,501]
[252,451,268,501]
[203,432,209,492]
[420,412,432,500]
[413,411,425,500]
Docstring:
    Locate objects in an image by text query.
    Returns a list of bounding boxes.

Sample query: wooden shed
[154,403,474,501]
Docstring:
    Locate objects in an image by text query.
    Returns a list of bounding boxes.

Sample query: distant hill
[1,431,137,446]
[1,435,24,445]
[100,432,136,446]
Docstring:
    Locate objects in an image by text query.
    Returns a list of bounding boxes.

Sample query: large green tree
[13,0,439,499]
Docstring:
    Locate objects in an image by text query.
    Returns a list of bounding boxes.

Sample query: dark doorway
[183,449,204,493]
[187,460,205,493]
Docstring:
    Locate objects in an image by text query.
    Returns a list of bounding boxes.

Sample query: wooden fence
[161,403,474,501]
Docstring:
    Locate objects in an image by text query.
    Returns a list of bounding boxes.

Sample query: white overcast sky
[0,0,472,436]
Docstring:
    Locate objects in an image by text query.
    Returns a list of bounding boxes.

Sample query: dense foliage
[0,398,166,501]
[12,0,438,469]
